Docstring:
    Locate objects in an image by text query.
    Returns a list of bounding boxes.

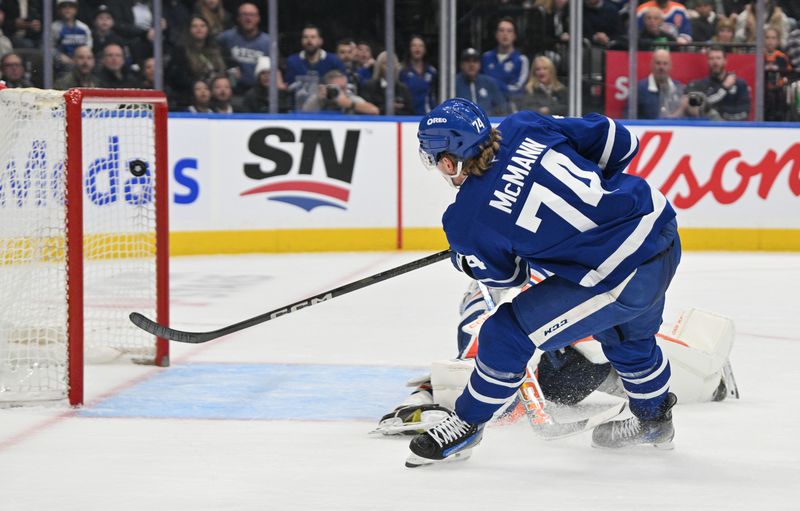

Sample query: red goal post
[0,88,169,406]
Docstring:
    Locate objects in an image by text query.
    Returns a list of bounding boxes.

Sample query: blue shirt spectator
[399,35,437,115]
[217,2,271,90]
[285,25,346,85]
[51,0,92,66]
[455,48,509,116]
[480,17,529,101]
[626,49,684,119]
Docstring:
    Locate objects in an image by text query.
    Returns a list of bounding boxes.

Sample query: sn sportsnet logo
[240,127,360,212]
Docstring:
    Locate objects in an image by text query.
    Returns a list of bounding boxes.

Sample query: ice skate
[405,412,484,468]
[591,393,677,449]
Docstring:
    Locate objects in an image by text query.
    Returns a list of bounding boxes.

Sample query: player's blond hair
[461,128,502,177]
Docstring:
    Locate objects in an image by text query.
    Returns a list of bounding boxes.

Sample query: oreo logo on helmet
[426,117,448,125]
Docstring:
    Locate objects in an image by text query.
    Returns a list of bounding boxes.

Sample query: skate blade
[404,449,473,468]
[370,411,451,436]
[591,436,675,450]
[533,401,626,440]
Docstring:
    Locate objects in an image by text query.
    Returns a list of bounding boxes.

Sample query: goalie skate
[371,404,452,436]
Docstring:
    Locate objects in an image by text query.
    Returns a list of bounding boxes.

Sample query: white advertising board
[168,117,398,232]
[165,116,800,252]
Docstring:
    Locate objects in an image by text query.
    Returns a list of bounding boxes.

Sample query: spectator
[0,52,32,87]
[209,74,238,113]
[108,1,168,63]
[285,24,345,85]
[168,15,228,106]
[0,9,13,59]
[712,15,736,44]
[525,0,570,58]
[97,42,142,88]
[54,45,99,88]
[51,0,93,69]
[3,0,42,49]
[242,56,293,113]
[516,55,568,116]
[335,37,361,91]
[764,27,792,121]
[91,5,128,59]
[216,2,270,92]
[187,79,212,113]
[786,27,800,70]
[685,45,750,121]
[690,0,717,43]
[285,24,345,107]
[637,0,693,44]
[627,49,685,119]
[399,35,437,115]
[361,50,415,115]
[301,69,379,115]
[193,0,232,37]
[735,1,790,47]
[455,47,509,116]
[355,39,375,84]
[481,17,529,104]
[139,56,155,88]
[584,0,625,47]
[639,7,678,50]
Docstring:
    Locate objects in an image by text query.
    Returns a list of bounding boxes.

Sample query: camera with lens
[326,84,340,100]
[687,91,706,108]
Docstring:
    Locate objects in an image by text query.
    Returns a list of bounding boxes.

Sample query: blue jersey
[444,112,676,293]
[480,49,529,98]
[399,63,437,115]
[285,50,346,86]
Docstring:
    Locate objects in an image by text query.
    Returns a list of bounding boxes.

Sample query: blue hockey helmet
[417,98,491,171]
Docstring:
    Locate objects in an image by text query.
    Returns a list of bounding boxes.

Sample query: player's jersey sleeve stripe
[621,130,639,162]
[579,187,668,287]
[528,270,636,346]
[478,256,528,287]
[597,116,616,170]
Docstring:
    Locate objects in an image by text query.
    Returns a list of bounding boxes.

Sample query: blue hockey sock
[605,341,671,420]
[454,357,526,424]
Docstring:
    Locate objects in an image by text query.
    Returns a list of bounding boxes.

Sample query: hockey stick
[130,249,452,344]
[475,282,625,439]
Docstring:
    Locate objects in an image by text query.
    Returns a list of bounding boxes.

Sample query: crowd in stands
[0,0,799,120]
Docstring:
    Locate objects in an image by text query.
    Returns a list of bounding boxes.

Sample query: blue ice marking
[79,363,423,421]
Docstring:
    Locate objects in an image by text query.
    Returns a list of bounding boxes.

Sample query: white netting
[0,89,161,404]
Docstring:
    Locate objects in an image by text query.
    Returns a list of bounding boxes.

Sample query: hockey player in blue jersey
[406,98,681,467]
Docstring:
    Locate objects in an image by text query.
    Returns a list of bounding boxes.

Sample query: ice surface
[1,251,798,510]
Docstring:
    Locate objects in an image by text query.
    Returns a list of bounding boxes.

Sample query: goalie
[376,276,738,437]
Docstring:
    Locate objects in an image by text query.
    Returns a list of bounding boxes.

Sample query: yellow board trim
[169,227,800,255]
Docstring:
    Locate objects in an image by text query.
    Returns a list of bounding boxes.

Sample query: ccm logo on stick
[269,293,334,319]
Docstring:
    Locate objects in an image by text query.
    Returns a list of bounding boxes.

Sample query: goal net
[0,88,169,406]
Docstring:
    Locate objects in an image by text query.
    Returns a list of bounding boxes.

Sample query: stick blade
[129,312,213,344]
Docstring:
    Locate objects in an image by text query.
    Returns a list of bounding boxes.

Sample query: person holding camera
[301,69,379,115]
[683,46,750,121]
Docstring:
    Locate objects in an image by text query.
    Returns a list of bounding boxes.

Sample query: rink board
[164,114,800,253]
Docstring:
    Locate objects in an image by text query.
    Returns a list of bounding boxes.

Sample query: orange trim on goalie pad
[656,332,689,347]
